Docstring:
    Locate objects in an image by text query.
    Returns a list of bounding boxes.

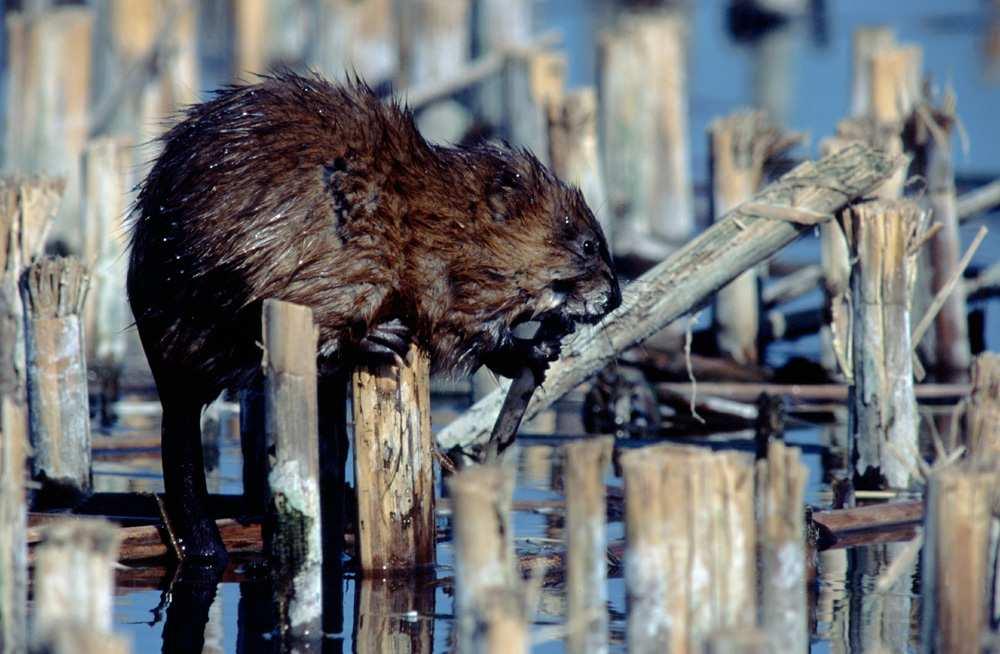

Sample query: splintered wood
[844,200,926,490]
[449,464,527,654]
[921,463,998,654]
[352,343,436,572]
[966,353,1000,460]
[709,110,801,365]
[438,144,902,452]
[621,444,755,653]
[22,256,92,503]
[756,441,808,653]
[563,437,613,654]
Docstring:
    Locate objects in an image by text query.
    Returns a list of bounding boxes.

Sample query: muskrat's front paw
[360,319,411,360]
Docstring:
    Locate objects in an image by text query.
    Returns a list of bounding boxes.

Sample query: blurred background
[5,1,1000,652]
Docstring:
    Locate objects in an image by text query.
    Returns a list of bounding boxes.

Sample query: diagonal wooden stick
[437,144,904,451]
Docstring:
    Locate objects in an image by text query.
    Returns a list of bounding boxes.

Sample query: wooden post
[599,9,692,260]
[437,145,902,452]
[709,111,800,364]
[261,299,323,644]
[352,343,435,573]
[232,0,267,77]
[448,464,526,654]
[0,178,60,653]
[0,395,28,653]
[310,0,397,86]
[563,437,612,654]
[967,353,1000,459]
[850,26,896,117]
[79,138,134,408]
[844,200,926,490]
[704,629,769,654]
[912,92,972,375]
[473,0,532,133]
[90,0,199,153]
[622,444,756,653]
[756,441,808,653]
[921,463,997,654]
[21,256,92,505]
[547,87,610,238]
[397,0,472,143]
[4,8,92,253]
[31,518,124,649]
[505,49,565,163]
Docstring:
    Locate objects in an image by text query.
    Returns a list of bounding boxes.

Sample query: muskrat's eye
[582,239,596,255]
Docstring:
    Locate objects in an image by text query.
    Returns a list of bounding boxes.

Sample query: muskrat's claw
[360,318,411,360]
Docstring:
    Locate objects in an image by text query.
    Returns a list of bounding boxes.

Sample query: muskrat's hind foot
[359,318,411,360]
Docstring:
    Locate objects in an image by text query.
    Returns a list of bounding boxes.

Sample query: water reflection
[817,542,921,653]
[353,575,436,654]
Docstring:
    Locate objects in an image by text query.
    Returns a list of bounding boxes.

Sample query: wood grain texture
[438,144,902,451]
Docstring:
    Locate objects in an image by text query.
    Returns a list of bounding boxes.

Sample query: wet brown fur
[128,71,618,400]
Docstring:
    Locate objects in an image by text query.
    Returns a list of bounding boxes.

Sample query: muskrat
[127,72,621,565]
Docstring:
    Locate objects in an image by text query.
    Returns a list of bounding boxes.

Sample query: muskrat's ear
[486,169,523,222]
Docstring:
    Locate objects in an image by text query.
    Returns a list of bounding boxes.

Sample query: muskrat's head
[482,147,622,335]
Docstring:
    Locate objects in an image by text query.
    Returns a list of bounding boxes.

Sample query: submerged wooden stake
[448,464,526,654]
[756,441,808,653]
[31,518,123,650]
[913,93,972,375]
[262,299,323,643]
[921,462,997,654]
[600,9,692,259]
[967,353,1000,459]
[622,444,756,653]
[709,110,801,365]
[563,437,612,654]
[79,137,134,407]
[21,257,91,504]
[0,178,60,653]
[352,343,435,573]
[844,200,926,490]
[5,7,92,253]
[547,88,609,239]
[438,144,902,452]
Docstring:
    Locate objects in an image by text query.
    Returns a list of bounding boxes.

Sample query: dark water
[22,0,1000,652]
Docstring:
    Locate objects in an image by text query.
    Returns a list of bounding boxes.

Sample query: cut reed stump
[966,353,1000,459]
[911,92,972,375]
[0,178,60,654]
[563,437,613,654]
[921,462,998,654]
[21,257,92,505]
[5,8,92,252]
[448,464,527,654]
[756,441,808,653]
[709,110,801,365]
[0,395,28,653]
[621,444,756,653]
[310,0,397,87]
[473,0,532,137]
[261,299,323,643]
[844,200,926,490]
[547,88,610,239]
[352,343,435,573]
[79,137,135,419]
[599,8,692,259]
[438,144,902,452]
[31,518,127,654]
